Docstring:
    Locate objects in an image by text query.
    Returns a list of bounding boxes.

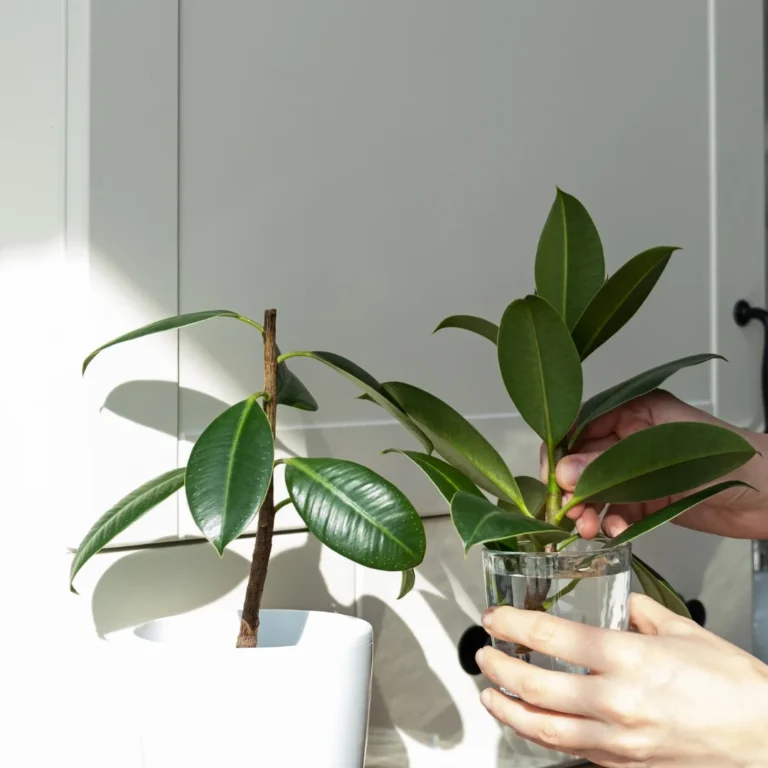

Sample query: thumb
[629,593,691,636]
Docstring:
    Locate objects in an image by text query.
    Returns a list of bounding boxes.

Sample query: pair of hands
[476,392,768,766]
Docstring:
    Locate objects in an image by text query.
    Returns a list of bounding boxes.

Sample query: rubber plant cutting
[70,189,758,648]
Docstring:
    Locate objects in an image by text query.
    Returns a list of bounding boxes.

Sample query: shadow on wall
[103,379,301,456]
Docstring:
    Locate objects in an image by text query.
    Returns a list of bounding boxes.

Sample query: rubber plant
[70,189,757,639]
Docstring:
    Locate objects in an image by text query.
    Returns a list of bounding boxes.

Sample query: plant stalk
[237,309,279,648]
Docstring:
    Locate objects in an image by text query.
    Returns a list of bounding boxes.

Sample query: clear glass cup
[482,539,631,676]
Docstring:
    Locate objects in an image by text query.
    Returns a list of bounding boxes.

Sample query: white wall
[2,2,764,767]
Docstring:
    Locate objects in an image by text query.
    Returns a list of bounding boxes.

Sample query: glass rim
[482,540,632,559]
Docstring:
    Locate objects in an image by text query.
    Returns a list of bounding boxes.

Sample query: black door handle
[734,300,768,433]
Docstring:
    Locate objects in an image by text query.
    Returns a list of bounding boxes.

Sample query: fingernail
[481,608,495,628]
[480,689,493,708]
[560,456,586,487]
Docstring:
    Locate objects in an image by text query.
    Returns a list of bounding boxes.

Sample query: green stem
[545,443,563,526]
[274,498,291,513]
[556,534,580,551]
[236,314,265,333]
[554,495,580,526]
[542,577,580,611]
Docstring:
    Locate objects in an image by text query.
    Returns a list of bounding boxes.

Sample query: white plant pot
[107,609,374,768]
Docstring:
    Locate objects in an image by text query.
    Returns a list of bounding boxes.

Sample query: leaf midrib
[560,195,569,320]
[579,258,665,356]
[576,449,750,503]
[526,305,553,444]
[219,397,257,543]
[290,460,418,560]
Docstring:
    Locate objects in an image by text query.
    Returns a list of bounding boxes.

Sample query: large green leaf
[70,468,186,591]
[382,382,525,511]
[632,555,691,619]
[570,422,756,506]
[570,353,724,446]
[284,458,426,571]
[280,351,432,452]
[82,310,317,412]
[82,310,258,374]
[571,247,678,360]
[185,395,275,553]
[383,449,483,506]
[497,295,583,445]
[610,480,753,547]
[433,315,499,344]
[451,492,569,554]
[534,189,605,329]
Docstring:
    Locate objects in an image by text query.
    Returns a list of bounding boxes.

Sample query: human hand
[476,594,768,767]
[540,391,768,540]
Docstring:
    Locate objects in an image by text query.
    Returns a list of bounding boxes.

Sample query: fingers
[479,688,609,755]
[602,510,631,538]
[555,452,601,492]
[629,593,693,637]
[482,606,639,673]
[476,646,601,717]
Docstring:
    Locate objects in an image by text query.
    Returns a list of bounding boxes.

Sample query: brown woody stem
[236,309,279,648]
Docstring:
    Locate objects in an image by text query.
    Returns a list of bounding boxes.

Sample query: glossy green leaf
[185,395,275,554]
[383,449,483,507]
[571,423,756,506]
[450,492,569,554]
[433,315,499,344]
[570,354,724,446]
[398,569,416,599]
[534,189,605,329]
[82,311,316,412]
[517,476,548,518]
[383,382,525,510]
[280,351,432,452]
[70,468,186,591]
[572,247,678,360]
[610,480,753,547]
[497,295,583,445]
[276,347,318,412]
[632,555,691,619]
[82,310,258,374]
[285,458,426,571]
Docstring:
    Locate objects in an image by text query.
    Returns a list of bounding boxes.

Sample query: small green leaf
[534,189,605,329]
[185,395,275,553]
[70,468,186,591]
[383,382,525,510]
[610,481,753,547]
[82,310,259,374]
[451,492,569,554]
[571,423,756,506]
[285,458,426,571]
[570,354,724,446]
[276,346,318,411]
[517,476,548,518]
[398,569,416,599]
[572,247,678,360]
[632,555,691,619]
[280,351,432,452]
[497,295,583,445]
[433,315,499,344]
[383,449,483,506]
